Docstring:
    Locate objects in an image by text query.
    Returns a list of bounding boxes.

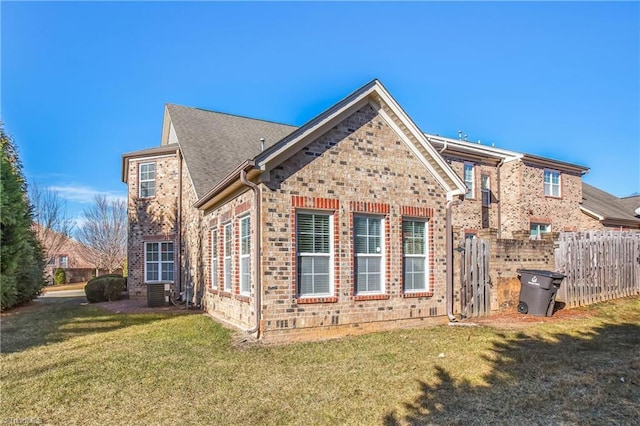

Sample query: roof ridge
[166,102,297,128]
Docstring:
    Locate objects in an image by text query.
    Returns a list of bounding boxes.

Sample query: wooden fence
[555,231,640,308]
[460,238,491,318]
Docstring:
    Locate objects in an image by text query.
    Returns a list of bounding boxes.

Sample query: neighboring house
[121,79,618,342]
[426,136,589,239]
[34,224,102,283]
[579,183,640,229]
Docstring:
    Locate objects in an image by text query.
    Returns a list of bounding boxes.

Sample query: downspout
[176,149,183,299]
[240,169,261,337]
[446,191,462,322]
[438,139,448,154]
[496,159,504,240]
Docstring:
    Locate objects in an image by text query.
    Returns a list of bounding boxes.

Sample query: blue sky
[3,1,639,226]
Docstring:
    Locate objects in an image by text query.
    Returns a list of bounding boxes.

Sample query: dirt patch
[95,297,201,315]
[43,282,87,292]
[471,305,594,329]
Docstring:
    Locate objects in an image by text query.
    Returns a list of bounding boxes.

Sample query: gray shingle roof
[620,195,640,217]
[581,183,640,223]
[123,143,179,158]
[166,104,297,199]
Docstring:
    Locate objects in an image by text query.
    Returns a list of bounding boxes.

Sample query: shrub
[84,274,126,303]
[54,268,66,285]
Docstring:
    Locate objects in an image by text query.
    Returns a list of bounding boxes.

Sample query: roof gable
[254,79,466,197]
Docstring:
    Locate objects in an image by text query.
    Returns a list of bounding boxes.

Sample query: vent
[429,307,438,316]
[147,283,167,307]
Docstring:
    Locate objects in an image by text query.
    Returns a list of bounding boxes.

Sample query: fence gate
[460,238,491,318]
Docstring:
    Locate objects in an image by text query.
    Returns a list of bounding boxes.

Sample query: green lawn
[1,296,639,425]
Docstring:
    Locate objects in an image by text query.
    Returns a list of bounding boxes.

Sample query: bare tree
[76,195,127,273]
[29,182,74,264]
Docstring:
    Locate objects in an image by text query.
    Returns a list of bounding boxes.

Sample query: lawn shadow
[1,296,190,354]
[383,322,640,425]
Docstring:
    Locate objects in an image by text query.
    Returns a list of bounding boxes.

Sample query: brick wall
[180,157,207,305]
[500,161,584,237]
[127,153,180,297]
[447,159,500,233]
[251,103,450,342]
[453,229,557,314]
[202,191,256,329]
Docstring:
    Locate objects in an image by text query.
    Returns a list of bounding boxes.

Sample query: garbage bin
[516,269,566,316]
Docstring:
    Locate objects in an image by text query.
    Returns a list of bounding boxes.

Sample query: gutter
[195,160,253,210]
[445,190,464,322]
[240,169,262,337]
[579,206,604,221]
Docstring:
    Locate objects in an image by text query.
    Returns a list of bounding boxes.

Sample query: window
[145,242,174,282]
[354,216,383,294]
[59,255,68,268]
[481,174,491,207]
[47,257,56,266]
[297,212,332,297]
[530,223,551,240]
[544,170,561,197]
[223,223,232,291]
[139,163,156,198]
[403,220,428,292]
[239,216,250,295]
[211,230,218,289]
[464,163,475,199]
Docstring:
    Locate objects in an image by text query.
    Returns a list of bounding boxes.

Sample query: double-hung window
[297,212,332,297]
[354,216,383,294]
[145,242,174,282]
[223,223,232,291]
[464,163,475,199]
[239,216,250,295]
[544,170,561,197]
[481,174,491,207]
[139,163,156,198]
[59,255,69,268]
[530,223,551,240]
[402,220,428,292]
[211,230,218,290]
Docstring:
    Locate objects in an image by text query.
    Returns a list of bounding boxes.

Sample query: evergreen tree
[0,125,45,309]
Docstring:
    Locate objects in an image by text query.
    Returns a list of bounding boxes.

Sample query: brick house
[122,79,619,342]
[426,136,591,239]
[34,224,107,284]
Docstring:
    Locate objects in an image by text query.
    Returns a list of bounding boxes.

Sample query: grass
[1,296,639,425]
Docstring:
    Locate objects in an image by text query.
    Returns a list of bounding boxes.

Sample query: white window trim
[223,222,232,292]
[403,220,429,293]
[544,169,561,198]
[239,216,251,296]
[139,162,156,198]
[530,223,551,240]
[464,163,475,199]
[144,241,174,283]
[211,229,218,290]
[354,215,385,295]
[297,211,334,298]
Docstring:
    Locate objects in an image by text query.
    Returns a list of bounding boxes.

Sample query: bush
[54,268,66,285]
[84,274,126,303]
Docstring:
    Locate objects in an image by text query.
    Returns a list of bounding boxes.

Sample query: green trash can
[517,269,566,316]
